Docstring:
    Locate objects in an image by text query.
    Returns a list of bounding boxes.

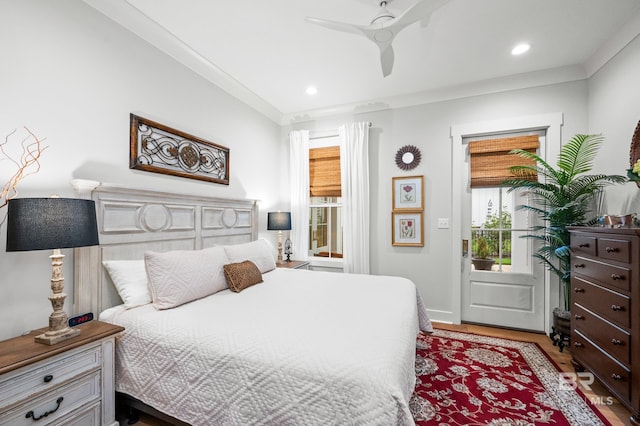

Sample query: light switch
[437,218,449,229]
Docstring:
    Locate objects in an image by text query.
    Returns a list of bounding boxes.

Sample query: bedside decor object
[6,197,99,345]
[0,127,47,221]
[392,211,424,247]
[130,114,229,185]
[394,145,421,171]
[392,175,424,211]
[627,119,640,187]
[284,238,292,261]
[267,211,291,263]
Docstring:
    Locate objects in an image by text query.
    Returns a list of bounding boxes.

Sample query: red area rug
[410,329,611,425]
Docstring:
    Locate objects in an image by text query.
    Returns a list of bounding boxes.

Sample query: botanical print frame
[392,175,424,211]
[392,211,424,247]
[130,114,229,185]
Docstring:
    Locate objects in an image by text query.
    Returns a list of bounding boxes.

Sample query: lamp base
[35,326,80,345]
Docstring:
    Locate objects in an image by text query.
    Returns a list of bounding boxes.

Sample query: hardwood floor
[117,322,633,426]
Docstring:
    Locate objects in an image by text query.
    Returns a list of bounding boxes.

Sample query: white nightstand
[0,321,124,426]
[276,260,311,270]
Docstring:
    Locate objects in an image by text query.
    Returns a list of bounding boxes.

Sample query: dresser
[569,227,639,425]
[0,321,124,426]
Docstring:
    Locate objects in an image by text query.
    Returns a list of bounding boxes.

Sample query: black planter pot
[550,307,571,352]
[471,258,495,271]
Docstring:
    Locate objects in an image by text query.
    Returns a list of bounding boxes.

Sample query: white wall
[588,35,640,214]
[284,80,589,324]
[0,0,281,340]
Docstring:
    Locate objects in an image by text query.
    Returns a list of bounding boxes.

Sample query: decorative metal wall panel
[130,114,229,185]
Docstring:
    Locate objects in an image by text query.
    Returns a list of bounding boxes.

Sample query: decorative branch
[0,127,47,223]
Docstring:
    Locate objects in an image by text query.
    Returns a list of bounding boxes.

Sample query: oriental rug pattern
[410,329,611,426]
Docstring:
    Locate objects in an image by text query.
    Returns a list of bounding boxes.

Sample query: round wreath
[395,145,421,171]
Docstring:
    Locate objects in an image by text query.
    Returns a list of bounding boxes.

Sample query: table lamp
[267,211,291,263]
[6,197,99,345]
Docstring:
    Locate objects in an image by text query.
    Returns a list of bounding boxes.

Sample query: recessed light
[511,43,530,55]
[306,86,318,95]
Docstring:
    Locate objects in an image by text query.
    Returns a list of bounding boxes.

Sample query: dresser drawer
[572,276,630,328]
[572,257,631,292]
[0,371,100,426]
[0,346,101,410]
[571,304,630,364]
[571,331,630,403]
[57,401,100,426]
[572,234,596,256]
[597,237,631,264]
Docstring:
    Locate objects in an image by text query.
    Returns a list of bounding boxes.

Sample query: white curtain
[339,123,370,274]
[288,130,310,261]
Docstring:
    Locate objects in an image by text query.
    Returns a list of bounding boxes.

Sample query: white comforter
[102,268,432,425]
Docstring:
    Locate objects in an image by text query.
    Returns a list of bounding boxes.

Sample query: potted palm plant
[472,234,495,271]
[503,134,626,340]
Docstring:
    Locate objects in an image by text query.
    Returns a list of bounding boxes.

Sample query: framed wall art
[392,175,424,211]
[130,114,229,185]
[392,211,424,247]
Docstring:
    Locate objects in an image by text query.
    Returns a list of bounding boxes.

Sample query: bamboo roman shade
[309,146,341,197]
[469,135,539,188]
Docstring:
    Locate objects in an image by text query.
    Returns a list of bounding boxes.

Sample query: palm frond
[557,134,604,177]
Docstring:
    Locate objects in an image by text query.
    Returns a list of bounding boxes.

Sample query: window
[308,140,343,259]
[469,134,540,272]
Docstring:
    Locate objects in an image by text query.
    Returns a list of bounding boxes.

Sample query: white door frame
[450,112,564,333]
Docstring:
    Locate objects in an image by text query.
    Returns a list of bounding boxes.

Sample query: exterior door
[460,135,545,331]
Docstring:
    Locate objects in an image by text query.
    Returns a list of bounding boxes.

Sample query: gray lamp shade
[6,198,99,252]
[267,212,291,231]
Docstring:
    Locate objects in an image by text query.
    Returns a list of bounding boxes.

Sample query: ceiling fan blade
[305,17,365,37]
[391,0,449,30]
[379,44,395,77]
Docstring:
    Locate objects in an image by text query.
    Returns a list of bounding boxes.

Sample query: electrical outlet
[437,218,449,229]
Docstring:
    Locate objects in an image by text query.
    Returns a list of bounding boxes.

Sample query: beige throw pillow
[224,261,263,292]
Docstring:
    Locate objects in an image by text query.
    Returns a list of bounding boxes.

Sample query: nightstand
[0,320,124,426]
[276,260,310,270]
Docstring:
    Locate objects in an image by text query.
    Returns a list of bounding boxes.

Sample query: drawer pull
[574,315,585,320]
[574,263,585,268]
[611,374,622,381]
[573,342,583,347]
[611,339,623,345]
[43,375,53,383]
[25,396,64,421]
[611,274,623,280]
[611,305,624,311]
[605,247,619,253]
[574,288,585,293]
[578,243,590,248]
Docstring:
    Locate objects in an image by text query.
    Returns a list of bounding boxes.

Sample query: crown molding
[281,65,587,125]
[82,0,283,124]
[584,9,640,77]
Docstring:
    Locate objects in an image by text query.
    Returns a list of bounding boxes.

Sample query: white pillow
[102,260,152,309]
[224,238,276,273]
[145,246,229,310]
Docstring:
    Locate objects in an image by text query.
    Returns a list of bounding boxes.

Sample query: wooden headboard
[72,180,259,316]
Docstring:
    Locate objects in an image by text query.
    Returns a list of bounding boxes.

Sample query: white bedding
[102,268,432,425]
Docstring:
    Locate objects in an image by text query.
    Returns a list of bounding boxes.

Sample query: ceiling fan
[306,0,449,77]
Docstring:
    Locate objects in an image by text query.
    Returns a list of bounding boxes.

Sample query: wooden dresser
[0,321,123,426]
[569,227,639,425]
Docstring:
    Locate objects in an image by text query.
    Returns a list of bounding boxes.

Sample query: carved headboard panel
[72,181,258,316]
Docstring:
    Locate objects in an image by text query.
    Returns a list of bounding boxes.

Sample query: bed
[72,181,432,426]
